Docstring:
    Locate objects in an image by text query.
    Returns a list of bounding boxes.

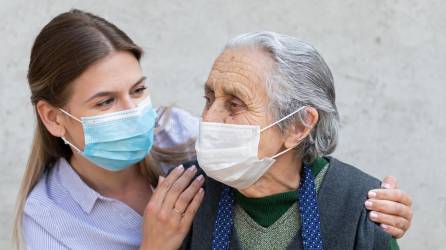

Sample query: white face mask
[195,106,306,189]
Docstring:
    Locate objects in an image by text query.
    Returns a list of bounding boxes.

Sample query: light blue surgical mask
[59,96,157,171]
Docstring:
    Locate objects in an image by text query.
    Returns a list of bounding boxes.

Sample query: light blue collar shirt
[24,158,143,249]
[23,107,198,249]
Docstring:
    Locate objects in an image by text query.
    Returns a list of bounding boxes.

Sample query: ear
[283,107,319,149]
[36,100,66,138]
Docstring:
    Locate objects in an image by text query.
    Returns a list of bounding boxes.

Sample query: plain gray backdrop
[1,0,445,249]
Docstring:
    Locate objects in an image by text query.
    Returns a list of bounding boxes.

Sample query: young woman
[13,10,203,250]
[13,9,412,250]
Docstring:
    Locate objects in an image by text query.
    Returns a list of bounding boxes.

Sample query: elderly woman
[181,32,405,250]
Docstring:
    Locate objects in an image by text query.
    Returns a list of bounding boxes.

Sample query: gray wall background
[1,0,445,249]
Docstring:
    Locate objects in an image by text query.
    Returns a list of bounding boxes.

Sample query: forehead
[206,47,273,92]
[73,51,142,93]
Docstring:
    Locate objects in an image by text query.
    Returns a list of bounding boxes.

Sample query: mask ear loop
[59,108,82,123]
[262,106,307,159]
[61,137,82,153]
[271,145,298,159]
[260,106,307,132]
[58,108,83,153]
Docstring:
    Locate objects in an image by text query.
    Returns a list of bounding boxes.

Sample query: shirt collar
[57,158,100,214]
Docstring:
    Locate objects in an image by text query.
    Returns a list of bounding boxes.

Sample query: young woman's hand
[366,176,413,238]
[140,165,205,250]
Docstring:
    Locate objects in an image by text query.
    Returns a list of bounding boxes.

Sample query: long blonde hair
[13,9,164,249]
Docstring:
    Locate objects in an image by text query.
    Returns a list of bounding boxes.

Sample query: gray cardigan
[181,157,392,250]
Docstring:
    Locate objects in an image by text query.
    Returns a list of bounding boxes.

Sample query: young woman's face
[61,50,149,150]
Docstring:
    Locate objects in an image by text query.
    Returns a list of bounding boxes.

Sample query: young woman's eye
[97,98,114,107]
[133,86,147,95]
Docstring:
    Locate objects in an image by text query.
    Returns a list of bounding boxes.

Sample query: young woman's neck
[69,154,145,197]
[238,151,302,198]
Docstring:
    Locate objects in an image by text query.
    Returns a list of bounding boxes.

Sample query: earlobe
[36,100,66,137]
[283,132,305,149]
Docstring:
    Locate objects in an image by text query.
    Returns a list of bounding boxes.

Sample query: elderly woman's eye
[229,99,244,109]
[230,102,240,108]
[203,96,211,105]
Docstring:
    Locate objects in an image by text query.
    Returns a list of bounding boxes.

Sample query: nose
[202,100,228,123]
[120,96,138,110]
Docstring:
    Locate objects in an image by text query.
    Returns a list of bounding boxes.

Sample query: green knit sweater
[234,157,399,250]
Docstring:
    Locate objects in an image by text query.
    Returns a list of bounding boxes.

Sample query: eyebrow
[221,82,251,102]
[84,76,147,104]
[204,80,252,104]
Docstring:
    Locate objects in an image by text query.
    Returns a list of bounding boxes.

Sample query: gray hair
[225,31,340,163]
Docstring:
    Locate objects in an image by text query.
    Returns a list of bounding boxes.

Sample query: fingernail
[196,175,204,181]
[199,188,204,194]
[176,165,184,172]
[382,183,391,189]
[368,191,377,198]
[369,211,378,219]
[365,200,373,208]
[380,224,388,230]
[188,165,197,172]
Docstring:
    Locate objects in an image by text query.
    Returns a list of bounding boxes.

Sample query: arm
[366,176,413,238]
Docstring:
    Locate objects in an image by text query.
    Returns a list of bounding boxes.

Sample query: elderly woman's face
[202,48,285,159]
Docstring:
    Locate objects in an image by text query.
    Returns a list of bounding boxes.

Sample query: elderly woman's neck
[238,152,302,198]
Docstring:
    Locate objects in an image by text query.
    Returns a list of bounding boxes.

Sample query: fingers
[379,224,405,239]
[368,189,413,206]
[161,165,198,212]
[174,174,205,214]
[158,176,165,185]
[369,211,411,233]
[381,176,398,189]
[179,188,205,233]
[365,199,413,221]
[146,165,185,213]
[366,186,413,238]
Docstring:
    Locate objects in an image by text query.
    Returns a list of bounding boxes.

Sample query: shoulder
[24,167,54,216]
[23,166,70,249]
[24,158,82,236]
[23,212,68,249]
[320,156,383,214]
[324,157,382,195]
[24,158,72,213]
[318,156,383,216]
[318,157,392,249]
